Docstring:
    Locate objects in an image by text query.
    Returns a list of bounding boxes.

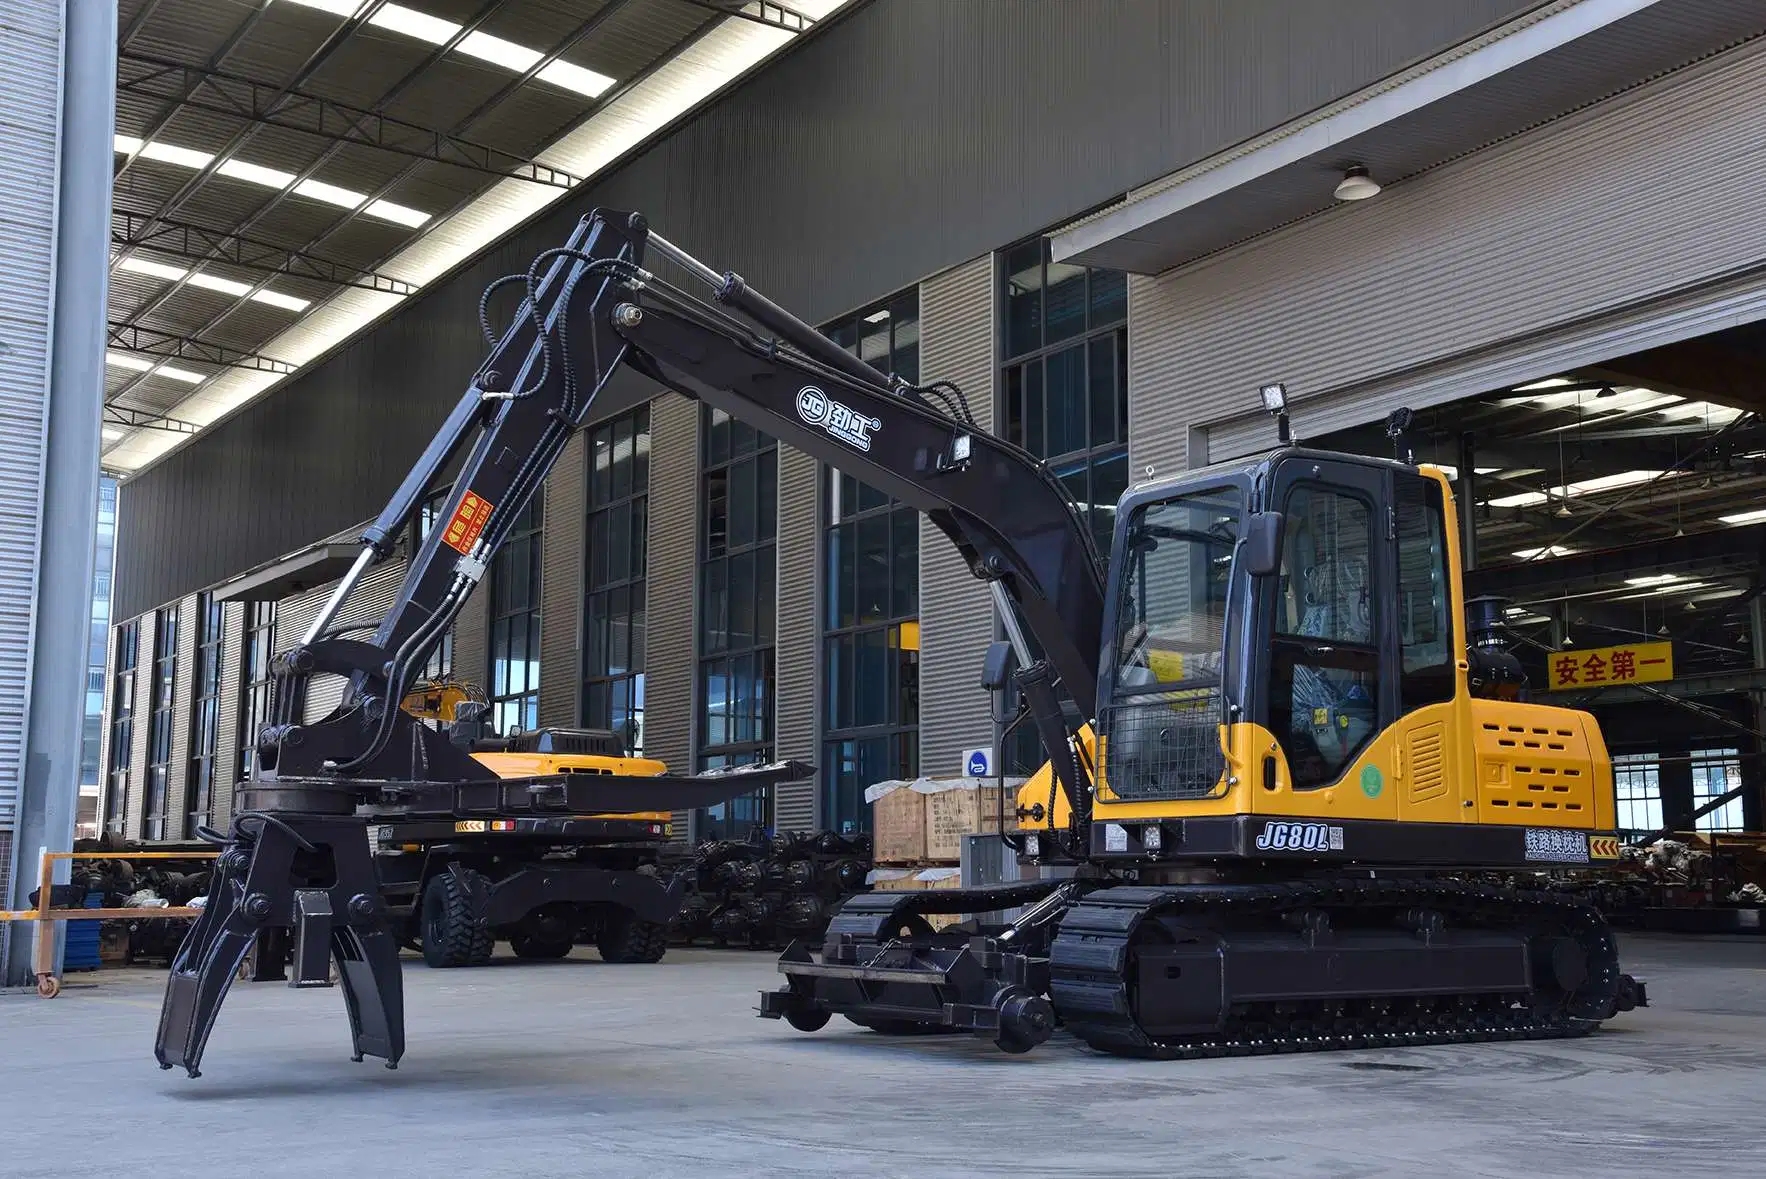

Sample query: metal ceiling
[1320,319,1766,669]
[104,0,835,472]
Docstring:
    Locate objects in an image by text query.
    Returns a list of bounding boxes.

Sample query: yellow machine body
[1016,465,1618,840]
[468,749,674,827]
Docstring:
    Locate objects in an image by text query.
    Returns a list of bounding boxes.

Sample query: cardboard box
[867,868,921,891]
[915,868,965,930]
[926,783,1007,861]
[868,781,929,864]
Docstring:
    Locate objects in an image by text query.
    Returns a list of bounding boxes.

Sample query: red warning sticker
[442,491,492,554]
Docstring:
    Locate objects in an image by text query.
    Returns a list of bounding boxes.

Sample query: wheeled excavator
[152,208,1644,1077]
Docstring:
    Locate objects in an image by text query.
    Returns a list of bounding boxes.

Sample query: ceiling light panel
[275,1,615,97]
[114,135,429,227]
[1485,470,1671,510]
[114,255,311,313]
[110,2,858,473]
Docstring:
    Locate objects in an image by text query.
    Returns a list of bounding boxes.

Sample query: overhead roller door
[279,558,409,723]
[1123,37,1766,471]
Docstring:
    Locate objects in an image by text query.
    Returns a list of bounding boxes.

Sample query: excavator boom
[152,209,1110,1077]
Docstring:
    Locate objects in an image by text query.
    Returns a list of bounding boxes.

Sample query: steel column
[4,0,116,987]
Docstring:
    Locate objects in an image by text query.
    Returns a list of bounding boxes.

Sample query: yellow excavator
[762,399,1649,1056]
[154,209,1643,1077]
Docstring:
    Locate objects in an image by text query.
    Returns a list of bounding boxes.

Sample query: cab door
[1255,455,1397,818]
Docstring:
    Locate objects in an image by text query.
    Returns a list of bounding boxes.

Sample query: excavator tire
[596,913,668,963]
[421,869,495,968]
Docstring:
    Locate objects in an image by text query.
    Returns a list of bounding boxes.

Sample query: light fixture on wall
[1333,164,1382,201]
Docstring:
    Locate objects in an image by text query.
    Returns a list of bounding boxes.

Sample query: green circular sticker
[1360,765,1384,799]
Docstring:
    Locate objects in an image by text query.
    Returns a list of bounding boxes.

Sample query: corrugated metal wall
[537,433,587,729]
[772,444,819,831]
[279,560,412,722]
[0,0,63,830]
[114,0,1532,621]
[1126,39,1766,467]
[917,256,997,777]
[644,395,698,835]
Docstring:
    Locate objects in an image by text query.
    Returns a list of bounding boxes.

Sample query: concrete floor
[0,933,1761,1178]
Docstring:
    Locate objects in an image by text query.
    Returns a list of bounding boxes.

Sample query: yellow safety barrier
[0,849,217,998]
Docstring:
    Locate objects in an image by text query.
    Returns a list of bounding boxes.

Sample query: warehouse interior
[6,1,1766,1172]
[1314,318,1766,838]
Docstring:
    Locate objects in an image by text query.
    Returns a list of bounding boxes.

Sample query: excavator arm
[261,209,1106,811]
[154,210,1110,1079]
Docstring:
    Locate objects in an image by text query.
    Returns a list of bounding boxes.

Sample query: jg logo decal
[1254,821,1345,853]
[796,385,881,452]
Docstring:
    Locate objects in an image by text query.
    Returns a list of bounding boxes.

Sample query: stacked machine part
[667,830,873,950]
[865,776,1027,927]
[43,836,217,966]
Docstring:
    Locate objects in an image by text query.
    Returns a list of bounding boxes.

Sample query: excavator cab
[1019,446,1618,865]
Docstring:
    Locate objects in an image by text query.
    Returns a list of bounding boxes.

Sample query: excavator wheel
[994,990,1056,1055]
[596,912,668,963]
[784,1006,832,1032]
[421,868,495,968]
[509,933,573,960]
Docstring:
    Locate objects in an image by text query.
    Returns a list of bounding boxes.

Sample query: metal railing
[0,849,217,997]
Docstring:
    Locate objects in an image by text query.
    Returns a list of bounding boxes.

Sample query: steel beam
[118,53,585,189]
[107,0,645,421]
[103,405,203,434]
[107,323,297,375]
[102,0,518,415]
[111,211,417,296]
[673,0,817,33]
[1469,522,1766,599]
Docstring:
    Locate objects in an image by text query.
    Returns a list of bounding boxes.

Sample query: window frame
[695,405,778,839]
[582,405,651,755]
[104,618,139,836]
[815,289,924,830]
[997,231,1129,558]
[487,491,545,738]
[185,593,223,838]
[144,605,179,840]
[239,600,277,782]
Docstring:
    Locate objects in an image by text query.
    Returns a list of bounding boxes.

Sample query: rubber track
[599,916,668,963]
[1048,878,1621,1060]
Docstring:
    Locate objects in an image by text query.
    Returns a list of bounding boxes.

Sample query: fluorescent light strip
[105,351,205,384]
[113,134,428,227]
[276,0,616,97]
[107,1,853,472]
[1487,469,1673,509]
[1720,508,1766,525]
[115,255,311,312]
[1511,545,1576,559]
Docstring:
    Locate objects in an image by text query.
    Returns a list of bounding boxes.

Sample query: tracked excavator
[152,207,1644,1077]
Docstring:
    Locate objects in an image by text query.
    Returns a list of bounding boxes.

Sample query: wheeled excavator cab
[1016,446,1620,870]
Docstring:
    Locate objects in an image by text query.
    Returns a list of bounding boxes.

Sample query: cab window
[1395,475,1456,712]
[1270,483,1379,789]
